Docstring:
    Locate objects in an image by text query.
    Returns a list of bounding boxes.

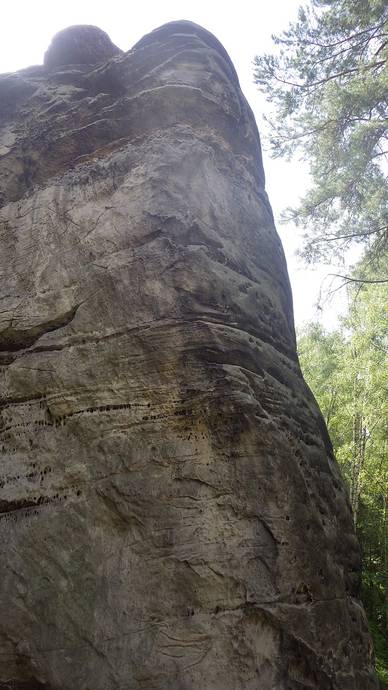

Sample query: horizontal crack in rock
[0,305,79,353]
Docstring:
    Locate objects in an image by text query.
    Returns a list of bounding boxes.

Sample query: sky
[0,0,348,330]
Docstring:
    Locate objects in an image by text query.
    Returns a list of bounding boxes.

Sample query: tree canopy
[253,0,388,276]
[297,275,388,684]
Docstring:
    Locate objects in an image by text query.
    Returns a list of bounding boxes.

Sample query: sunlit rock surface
[0,21,377,690]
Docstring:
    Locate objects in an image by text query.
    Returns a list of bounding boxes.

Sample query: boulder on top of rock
[44,24,122,69]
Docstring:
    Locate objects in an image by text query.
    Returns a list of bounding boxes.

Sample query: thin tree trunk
[383,491,388,631]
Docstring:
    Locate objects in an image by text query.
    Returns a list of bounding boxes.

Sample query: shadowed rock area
[0,20,378,690]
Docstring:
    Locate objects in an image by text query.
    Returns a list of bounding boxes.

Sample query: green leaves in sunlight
[254,0,388,271]
[297,272,387,683]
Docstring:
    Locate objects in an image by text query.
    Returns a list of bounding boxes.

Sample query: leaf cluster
[254,0,388,268]
[297,274,388,680]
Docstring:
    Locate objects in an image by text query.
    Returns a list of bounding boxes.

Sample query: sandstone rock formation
[0,21,378,690]
[44,25,122,70]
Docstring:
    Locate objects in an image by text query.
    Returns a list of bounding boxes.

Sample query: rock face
[0,21,377,690]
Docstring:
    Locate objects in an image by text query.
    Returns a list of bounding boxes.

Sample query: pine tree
[254,0,388,279]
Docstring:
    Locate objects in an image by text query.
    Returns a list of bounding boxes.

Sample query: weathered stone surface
[0,20,377,690]
[44,25,122,69]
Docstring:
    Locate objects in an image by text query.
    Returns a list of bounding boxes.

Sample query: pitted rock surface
[0,21,378,690]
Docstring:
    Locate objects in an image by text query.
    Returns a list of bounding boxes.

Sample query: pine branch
[267,59,386,90]
[329,274,388,284]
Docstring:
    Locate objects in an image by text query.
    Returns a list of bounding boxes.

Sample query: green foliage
[253,0,388,268]
[369,620,388,686]
[297,276,387,681]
